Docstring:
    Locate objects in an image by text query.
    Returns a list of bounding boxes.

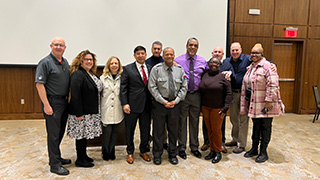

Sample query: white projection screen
[0,0,228,66]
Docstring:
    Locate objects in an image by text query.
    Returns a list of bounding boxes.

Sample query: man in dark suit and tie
[120,45,152,164]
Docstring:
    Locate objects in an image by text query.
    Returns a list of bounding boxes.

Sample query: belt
[232,89,241,93]
[47,95,67,99]
[164,97,176,101]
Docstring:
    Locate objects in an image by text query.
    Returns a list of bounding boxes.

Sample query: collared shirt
[135,61,149,80]
[35,53,70,96]
[224,53,251,90]
[145,55,164,68]
[175,53,208,91]
[148,62,188,104]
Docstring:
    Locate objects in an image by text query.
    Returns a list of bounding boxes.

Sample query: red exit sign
[284,27,298,38]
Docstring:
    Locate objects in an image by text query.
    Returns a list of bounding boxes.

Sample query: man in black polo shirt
[35,37,71,176]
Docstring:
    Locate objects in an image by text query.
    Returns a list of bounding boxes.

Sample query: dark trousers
[152,101,180,158]
[124,109,151,155]
[203,115,226,145]
[102,123,120,154]
[251,118,273,148]
[178,91,201,151]
[42,97,68,167]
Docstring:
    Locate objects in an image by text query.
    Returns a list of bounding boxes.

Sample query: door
[273,42,297,112]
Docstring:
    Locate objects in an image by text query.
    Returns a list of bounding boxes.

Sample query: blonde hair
[70,50,97,75]
[102,56,123,76]
[253,43,264,53]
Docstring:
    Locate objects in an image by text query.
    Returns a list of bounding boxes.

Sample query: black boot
[84,139,94,162]
[205,151,216,160]
[245,119,261,158]
[212,152,222,164]
[75,139,94,167]
[102,149,109,161]
[255,145,268,163]
[109,147,116,160]
[255,118,272,163]
[244,146,259,158]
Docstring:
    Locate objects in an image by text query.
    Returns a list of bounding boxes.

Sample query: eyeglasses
[51,43,66,48]
[250,52,262,55]
[84,58,93,62]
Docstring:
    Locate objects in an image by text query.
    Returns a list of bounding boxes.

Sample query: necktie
[141,65,147,85]
[189,57,194,91]
[168,67,175,100]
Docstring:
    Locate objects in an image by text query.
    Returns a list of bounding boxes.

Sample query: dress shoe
[212,152,222,164]
[169,156,178,165]
[153,157,162,165]
[191,150,202,158]
[75,160,94,168]
[225,141,237,147]
[233,147,245,154]
[61,158,71,165]
[178,151,187,159]
[221,145,227,153]
[50,166,69,176]
[244,148,258,158]
[205,151,216,160]
[127,154,134,164]
[255,154,268,163]
[140,152,151,162]
[200,144,210,151]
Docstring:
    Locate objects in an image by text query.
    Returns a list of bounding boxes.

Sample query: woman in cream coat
[100,56,124,161]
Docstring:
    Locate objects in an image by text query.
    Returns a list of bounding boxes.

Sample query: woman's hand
[265,102,273,111]
[76,116,83,120]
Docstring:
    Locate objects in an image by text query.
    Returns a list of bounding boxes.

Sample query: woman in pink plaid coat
[240,43,285,163]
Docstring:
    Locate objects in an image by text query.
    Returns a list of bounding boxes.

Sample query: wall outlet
[21,99,25,104]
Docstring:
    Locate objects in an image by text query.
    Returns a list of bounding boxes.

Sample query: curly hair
[70,50,97,75]
[102,56,123,76]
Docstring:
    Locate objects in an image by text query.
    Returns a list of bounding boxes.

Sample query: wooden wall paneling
[234,24,273,37]
[302,40,320,111]
[232,37,273,60]
[0,68,34,113]
[273,25,308,38]
[274,0,309,25]
[309,0,320,25]
[234,0,274,23]
[229,0,235,23]
[308,27,320,39]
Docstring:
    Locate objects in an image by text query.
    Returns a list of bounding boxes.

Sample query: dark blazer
[120,62,152,113]
[69,67,99,117]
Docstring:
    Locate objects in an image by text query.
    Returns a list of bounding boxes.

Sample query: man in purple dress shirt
[175,37,208,159]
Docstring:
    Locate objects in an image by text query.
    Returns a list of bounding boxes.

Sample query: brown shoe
[225,141,237,147]
[233,147,245,154]
[139,152,151,162]
[200,144,210,151]
[221,145,227,153]
[127,154,134,164]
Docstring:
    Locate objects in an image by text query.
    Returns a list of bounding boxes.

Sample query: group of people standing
[35,37,284,176]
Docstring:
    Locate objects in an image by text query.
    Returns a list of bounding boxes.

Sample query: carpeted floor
[0,114,320,179]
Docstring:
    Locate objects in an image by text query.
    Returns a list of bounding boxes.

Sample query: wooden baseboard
[0,113,44,120]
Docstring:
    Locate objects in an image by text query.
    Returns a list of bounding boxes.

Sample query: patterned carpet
[0,114,320,179]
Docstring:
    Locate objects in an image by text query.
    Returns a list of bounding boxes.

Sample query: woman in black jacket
[67,50,102,168]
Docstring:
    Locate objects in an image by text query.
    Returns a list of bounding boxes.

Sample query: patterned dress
[67,74,103,140]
